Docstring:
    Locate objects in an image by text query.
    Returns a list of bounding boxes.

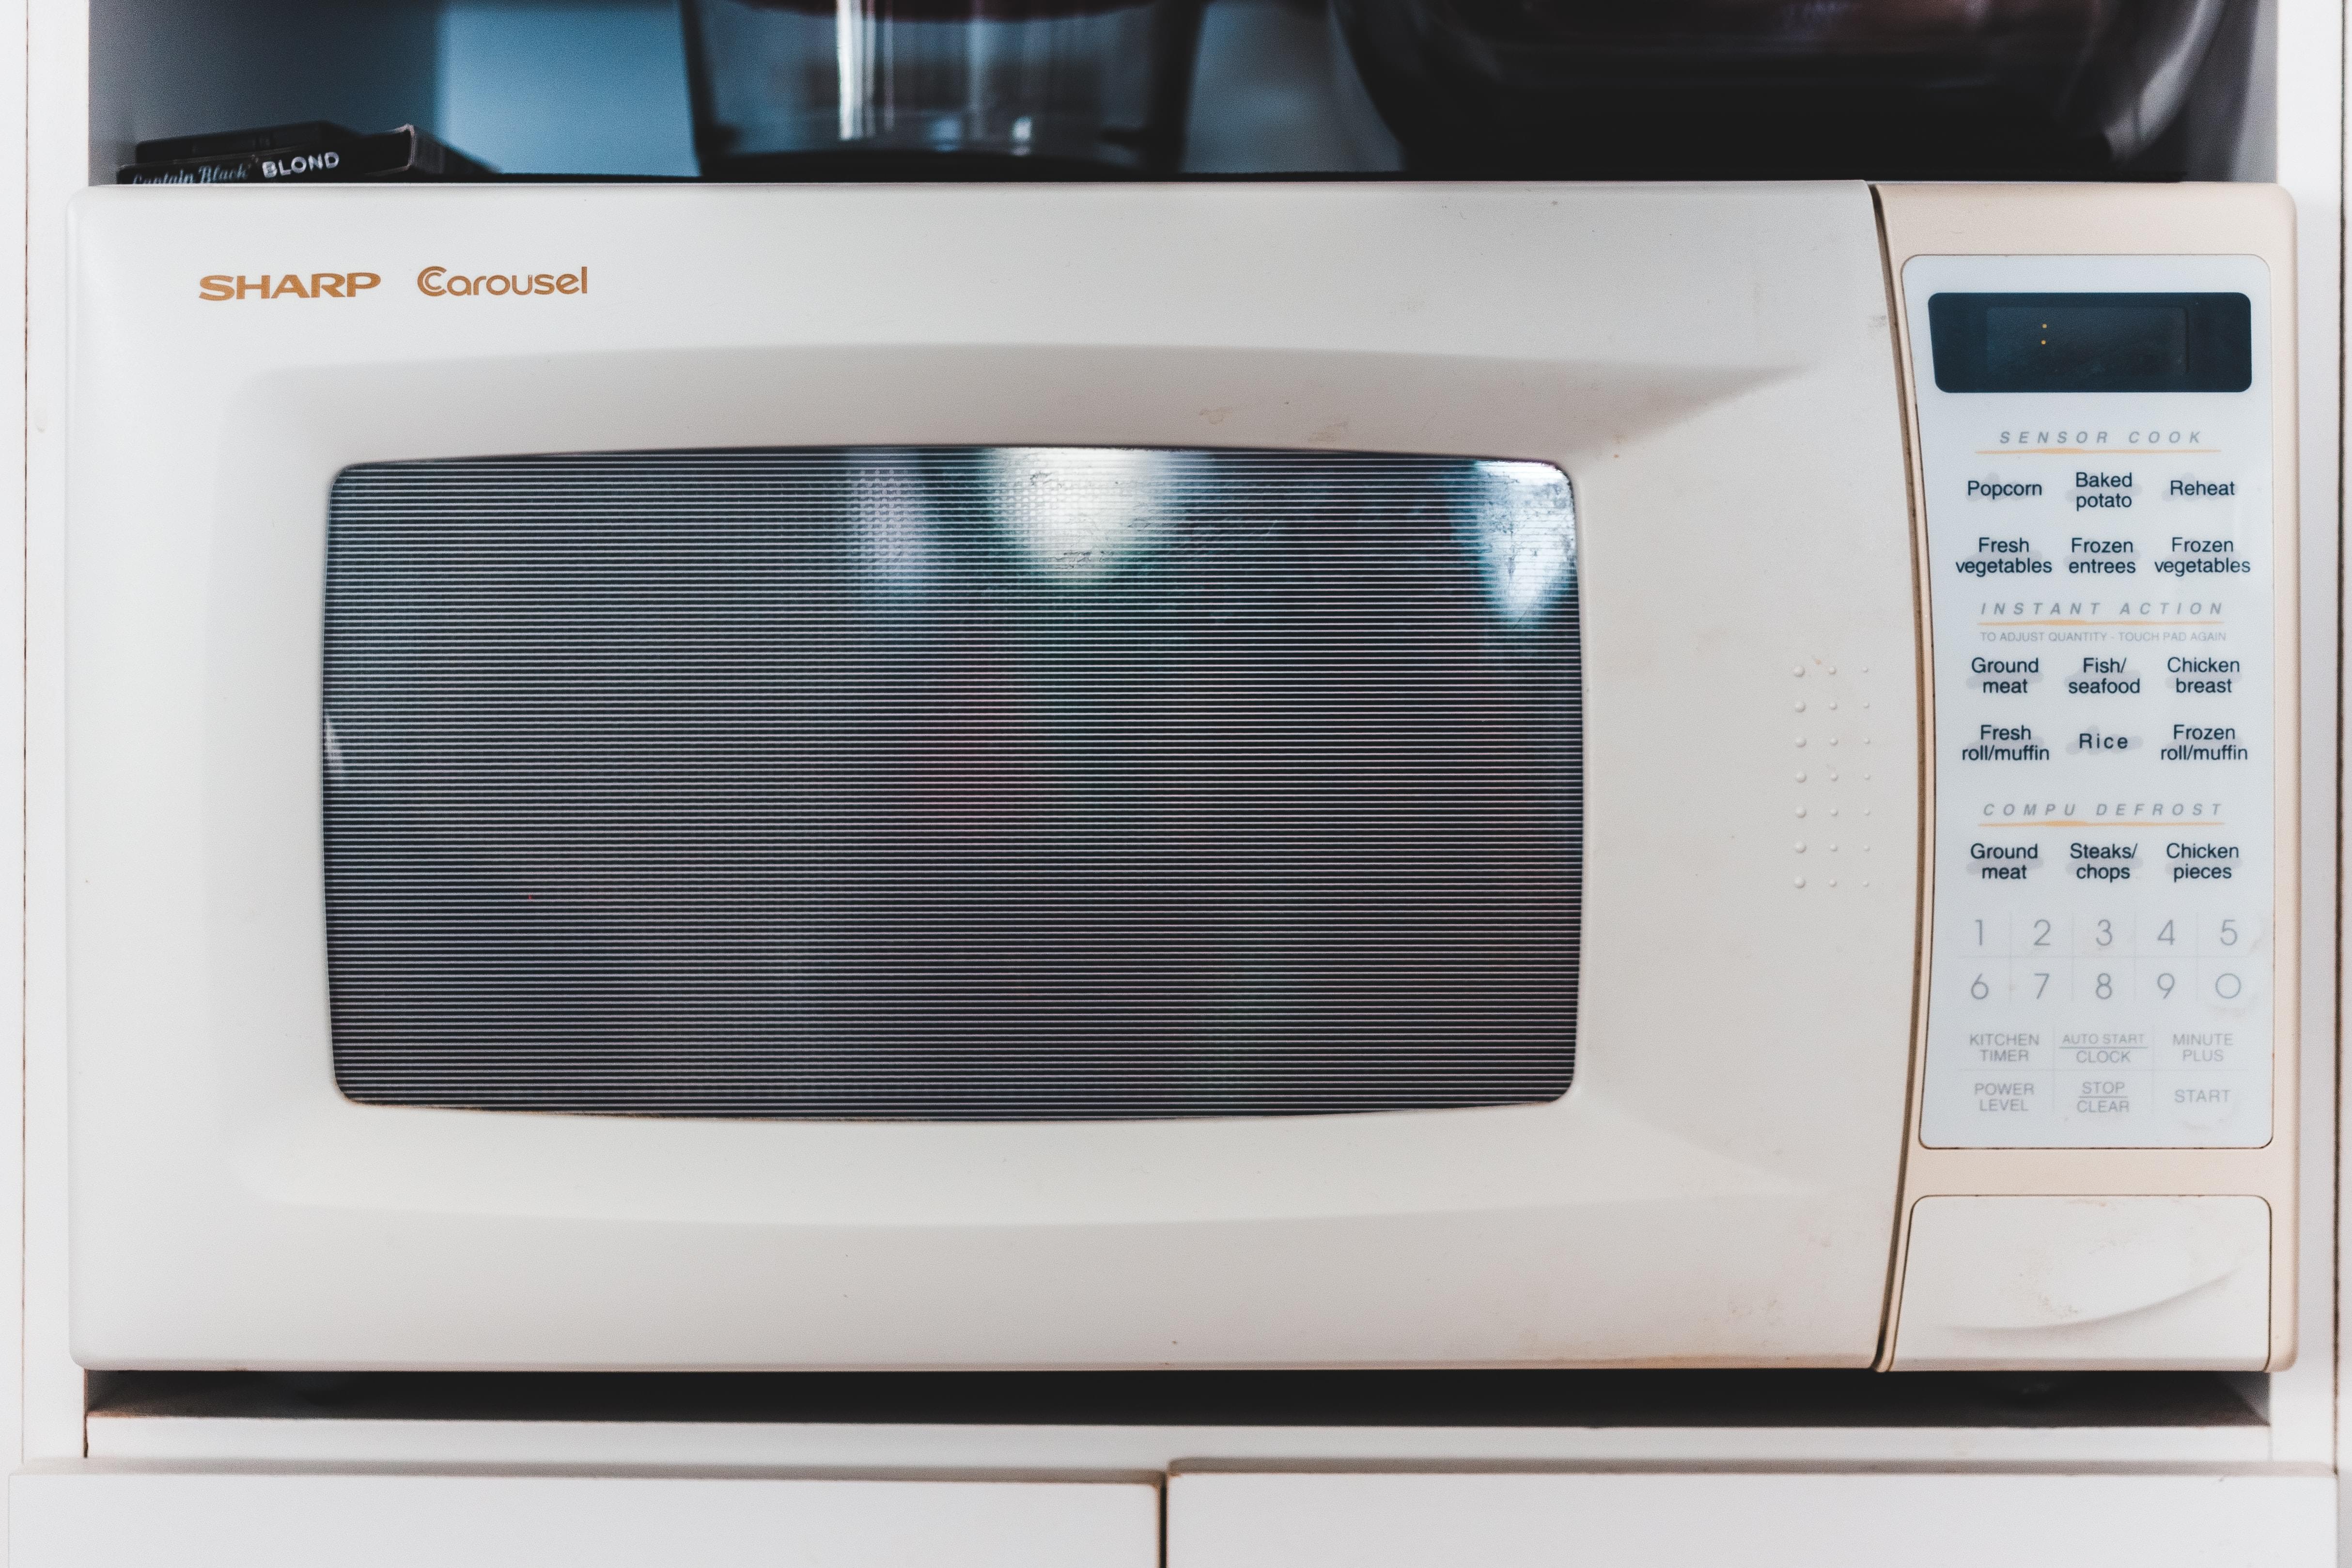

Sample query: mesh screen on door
[324,447,1582,1118]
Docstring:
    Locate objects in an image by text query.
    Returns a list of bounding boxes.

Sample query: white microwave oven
[65,180,2298,1373]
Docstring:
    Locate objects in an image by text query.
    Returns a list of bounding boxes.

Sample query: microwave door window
[321,447,1583,1119]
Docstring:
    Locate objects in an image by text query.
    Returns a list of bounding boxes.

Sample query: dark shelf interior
[89,1369,2266,1430]
[90,0,2271,184]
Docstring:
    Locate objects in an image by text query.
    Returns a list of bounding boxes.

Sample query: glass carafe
[685,0,1205,176]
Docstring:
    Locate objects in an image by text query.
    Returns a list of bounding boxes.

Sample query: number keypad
[1940,910,2264,1141]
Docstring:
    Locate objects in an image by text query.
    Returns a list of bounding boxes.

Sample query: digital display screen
[1928,292,2252,394]
[1983,302,2187,383]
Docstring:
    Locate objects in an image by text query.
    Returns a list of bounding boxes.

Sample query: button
[1926,1062,2055,1145]
[2157,1069,2259,1133]
[2157,1028,2252,1071]
[2056,1032,2148,1071]
[1961,1026,2051,1071]
[2056,1070,2153,1135]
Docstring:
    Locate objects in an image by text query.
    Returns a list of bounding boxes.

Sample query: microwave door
[66,182,1919,1369]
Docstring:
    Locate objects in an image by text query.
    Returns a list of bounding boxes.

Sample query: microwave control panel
[1906,254,2275,1149]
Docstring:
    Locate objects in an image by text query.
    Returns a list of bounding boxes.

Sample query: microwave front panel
[1906,255,2277,1151]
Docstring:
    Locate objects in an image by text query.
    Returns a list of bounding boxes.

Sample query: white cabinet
[1166,1471,2335,1568]
[9,1469,1159,1568]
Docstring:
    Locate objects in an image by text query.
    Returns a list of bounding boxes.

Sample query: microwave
[64,180,2297,1373]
